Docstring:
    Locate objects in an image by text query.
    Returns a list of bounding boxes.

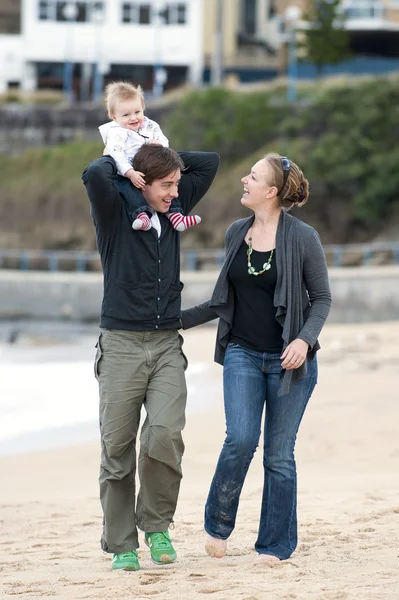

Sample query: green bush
[2,76,399,249]
[279,78,399,223]
[164,87,284,163]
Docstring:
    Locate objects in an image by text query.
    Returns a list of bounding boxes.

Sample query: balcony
[342,1,388,29]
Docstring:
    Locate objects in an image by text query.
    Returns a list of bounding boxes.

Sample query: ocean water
[0,331,210,456]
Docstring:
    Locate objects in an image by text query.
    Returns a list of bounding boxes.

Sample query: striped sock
[167,213,201,232]
[132,212,152,231]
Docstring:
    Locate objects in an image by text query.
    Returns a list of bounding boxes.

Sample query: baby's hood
[98,121,118,144]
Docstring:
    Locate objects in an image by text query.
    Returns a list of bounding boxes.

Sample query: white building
[0,0,204,97]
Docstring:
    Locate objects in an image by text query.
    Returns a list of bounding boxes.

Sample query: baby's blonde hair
[104,81,145,118]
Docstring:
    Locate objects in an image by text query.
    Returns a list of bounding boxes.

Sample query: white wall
[19,0,203,83]
[255,0,282,51]
[0,36,23,93]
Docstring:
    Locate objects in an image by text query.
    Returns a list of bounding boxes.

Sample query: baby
[99,81,200,232]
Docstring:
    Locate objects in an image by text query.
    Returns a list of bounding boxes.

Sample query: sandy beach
[1,322,399,600]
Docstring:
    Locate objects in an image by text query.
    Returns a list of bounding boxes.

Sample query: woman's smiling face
[240,159,276,210]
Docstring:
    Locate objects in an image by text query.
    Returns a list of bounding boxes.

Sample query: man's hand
[125,168,146,189]
[281,339,309,370]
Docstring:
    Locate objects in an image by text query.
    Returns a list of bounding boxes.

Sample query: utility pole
[152,0,168,97]
[211,0,223,85]
[62,2,78,104]
[284,5,300,104]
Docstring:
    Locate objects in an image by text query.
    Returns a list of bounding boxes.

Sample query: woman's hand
[281,339,309,370]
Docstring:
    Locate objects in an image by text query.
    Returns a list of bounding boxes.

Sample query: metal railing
[323,242,399,267]
[0,242,399,272]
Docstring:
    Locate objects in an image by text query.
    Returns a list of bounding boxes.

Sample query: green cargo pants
[94,328,187,554]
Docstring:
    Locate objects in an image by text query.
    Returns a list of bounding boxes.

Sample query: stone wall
[0,103,169,154]
[1,266,398,324]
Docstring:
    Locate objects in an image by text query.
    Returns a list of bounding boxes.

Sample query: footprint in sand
[142,570,174,577]
[353,506,399,524]
[140,577,163,586]
[198,587,233,595]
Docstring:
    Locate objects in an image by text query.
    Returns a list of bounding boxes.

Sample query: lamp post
[211,0,223,86]
[92,5,105,103]
[62,2,78,104]
[284,5,301,104]
[152,0,168,98]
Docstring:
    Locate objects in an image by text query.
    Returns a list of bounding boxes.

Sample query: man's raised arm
[82,156,122,225]
[177,152,220,215]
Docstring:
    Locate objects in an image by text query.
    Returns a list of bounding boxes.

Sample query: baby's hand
[130,170,146,189]
[148,139,162,145]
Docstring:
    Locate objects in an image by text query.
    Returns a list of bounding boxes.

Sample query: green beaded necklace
[247,236,274,276]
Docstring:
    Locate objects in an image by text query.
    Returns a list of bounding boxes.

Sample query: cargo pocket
[178,332,188,371]
[94,333,103,380]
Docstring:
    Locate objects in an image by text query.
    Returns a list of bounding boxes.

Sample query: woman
[181,153,331,562]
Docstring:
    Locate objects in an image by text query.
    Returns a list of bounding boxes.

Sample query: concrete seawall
[1,267,399,324]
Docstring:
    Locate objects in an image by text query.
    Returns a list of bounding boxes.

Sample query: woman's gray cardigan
[181,210,332,396]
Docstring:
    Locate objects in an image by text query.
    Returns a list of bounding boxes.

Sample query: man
[82,145,219,571]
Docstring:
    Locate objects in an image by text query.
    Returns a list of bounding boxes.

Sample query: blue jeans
[205,343,318,560]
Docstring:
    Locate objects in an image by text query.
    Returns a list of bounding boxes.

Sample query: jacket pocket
[163,281,184,320]
[115,278,144,289]
[103,280,157,321]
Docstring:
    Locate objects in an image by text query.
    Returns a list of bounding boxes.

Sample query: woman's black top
[228,240,283,354]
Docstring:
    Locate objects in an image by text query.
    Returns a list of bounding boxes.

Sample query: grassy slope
[0,137,383,251]
[3,72,399,250]
[0,140,298,250]
[0,142,102,249]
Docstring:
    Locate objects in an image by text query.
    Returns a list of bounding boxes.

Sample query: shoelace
[150,533,170,549]
[118,551,136,559]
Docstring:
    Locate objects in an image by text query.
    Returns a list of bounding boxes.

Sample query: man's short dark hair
[133,145,184,185]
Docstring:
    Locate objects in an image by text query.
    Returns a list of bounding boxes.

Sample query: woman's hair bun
[286,180,308,207]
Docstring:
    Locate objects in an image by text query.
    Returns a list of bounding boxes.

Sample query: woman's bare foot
[205,534,227,558]
[256,553,280,563]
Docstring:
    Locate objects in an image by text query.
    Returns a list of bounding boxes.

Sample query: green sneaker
[144,531,177,564]
[111,550,140,571]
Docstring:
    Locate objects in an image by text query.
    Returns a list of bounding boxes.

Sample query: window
[90,2,104,22]
[160,5,169,23]
[161,3,187,24]
[38,1,51,20]
[268,0,277,19]
[242,0,256,35]
[37,1,104,23]
[121,2,187,25]
[139,4,151,23]
[37,62,65,79]
[56,2,87,21]
[122,2,132,22]
[121,3,151,24]
[177,3,186,24]
[344,2,384,19]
